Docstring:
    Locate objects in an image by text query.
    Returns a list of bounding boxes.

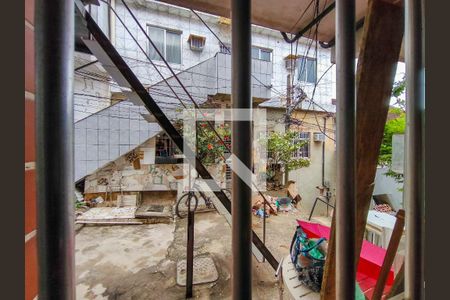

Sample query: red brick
[25,236,38,300]
[25,170,37,235]
[25,26,35,93]
[25,99,35,162]
[25,0,35,25]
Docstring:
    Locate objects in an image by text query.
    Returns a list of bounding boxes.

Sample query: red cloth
[296,220,395,288]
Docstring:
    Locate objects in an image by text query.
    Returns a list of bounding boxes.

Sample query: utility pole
[284,74,292,186]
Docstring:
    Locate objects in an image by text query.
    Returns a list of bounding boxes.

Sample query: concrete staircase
[75,52,272,181]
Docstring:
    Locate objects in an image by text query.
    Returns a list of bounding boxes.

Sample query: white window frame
[146,24,182,65]
[298,56,317,84]
[220,43,272,62]
[252,46,272,62]
[219,42,231,54]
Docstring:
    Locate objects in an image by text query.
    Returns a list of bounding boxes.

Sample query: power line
[189,8,284,96]
[288,0,316,33]
[75,59,99,71]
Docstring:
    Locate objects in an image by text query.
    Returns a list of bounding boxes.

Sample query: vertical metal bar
[263,199,266,263]
[335,0,356,299]
[231,0,252,299]
[308,198,319,221]
[35,0,75,299]
[322,117,328,215]
[405,0,425,298]
[322,117,326,187]
[186,207,194,298]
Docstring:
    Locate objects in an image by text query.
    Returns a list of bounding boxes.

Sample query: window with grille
[293,132,310,158]
[188,34,206,51]
[252,46,272,62]
[147,25,181,64]
[219,43,231,54]
[298,56,317,84]
[219,44,271,62]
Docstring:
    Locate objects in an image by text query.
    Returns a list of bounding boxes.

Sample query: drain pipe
[35,0,75,299]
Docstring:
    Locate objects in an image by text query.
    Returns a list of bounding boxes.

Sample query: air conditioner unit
[188,34,206,51]
[313,132,325,142]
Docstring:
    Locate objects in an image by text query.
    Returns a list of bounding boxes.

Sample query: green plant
[379,107,406,167]
[392,75,406,111]
[378,76,406,186]
[75,201,86,209]
[196,122,231,165]
[266,130,310,185]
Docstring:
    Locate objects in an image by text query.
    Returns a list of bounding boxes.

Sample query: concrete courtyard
[75,208,315,300]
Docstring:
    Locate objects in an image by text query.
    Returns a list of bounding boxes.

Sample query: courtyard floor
[75,202,320,300]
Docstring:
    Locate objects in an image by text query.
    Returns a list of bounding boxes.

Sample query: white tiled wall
[74,101,161,181]
[73,0,336,180]
[113,0,334,105]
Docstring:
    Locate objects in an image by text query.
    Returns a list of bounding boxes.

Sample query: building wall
[73,51,273,181]
[84,137,179,194]
[74,100,161,181]
[373,167,403,210]
[73,0,336,182]
[74,53,112,122]
[83,136,226,199]
[75,0,337,213]
[266,108,337,216]
[112,0,335,105]
[25,0,38,299]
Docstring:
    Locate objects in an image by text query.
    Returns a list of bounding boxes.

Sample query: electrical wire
[117,0,239,153]
[288,0,316,33]
[189,8,284,96]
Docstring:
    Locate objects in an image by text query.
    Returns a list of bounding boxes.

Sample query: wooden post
[387,263,405,298]
[372,209,405,300]
[320,1,404,299]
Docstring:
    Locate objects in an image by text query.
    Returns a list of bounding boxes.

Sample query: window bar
[35,0,75,299]
[231,0,253,299]
[263,197,266,263]
[335,0,356,299]
[404,0,425,298]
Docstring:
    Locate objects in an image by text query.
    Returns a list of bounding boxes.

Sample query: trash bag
[290,225,327,292]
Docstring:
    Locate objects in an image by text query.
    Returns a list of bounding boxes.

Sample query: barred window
[219,43,231,54]
[293,132,310,158]
[219,44,271,62]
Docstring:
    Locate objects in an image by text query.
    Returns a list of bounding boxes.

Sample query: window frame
[297,56,317,84]
[219,43,272,62]
[219,43,231,54]
[292,132,311,158]
[252,46,272,62]
[146,24,182,65]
